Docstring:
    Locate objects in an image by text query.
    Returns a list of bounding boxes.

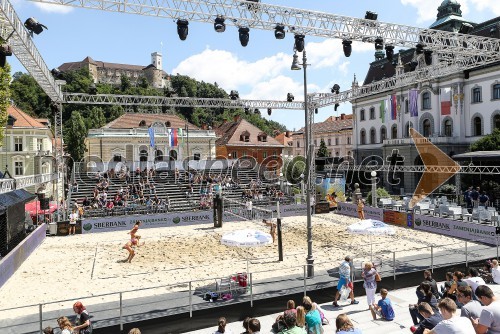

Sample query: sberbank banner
[413,214,499,245]
[81,211,213,234]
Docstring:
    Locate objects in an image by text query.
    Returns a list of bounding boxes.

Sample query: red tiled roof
[104,113,199,130]
[296,115,353,134]
[8,105,47,129]
[214,117,283,147]
[274,132,294,147]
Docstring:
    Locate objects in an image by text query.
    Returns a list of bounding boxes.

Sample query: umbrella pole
[370,235,373,263]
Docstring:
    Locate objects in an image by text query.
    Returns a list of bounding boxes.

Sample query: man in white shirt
[464,268,486,295]
[491,260,500,284]
[472,285,500,334]
[423,297,475,334]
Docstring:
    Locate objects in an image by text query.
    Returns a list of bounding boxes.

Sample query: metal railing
[0,238,497,333]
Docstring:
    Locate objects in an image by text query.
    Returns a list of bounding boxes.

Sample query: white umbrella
[221,229,273,273]
[347,219,395,261]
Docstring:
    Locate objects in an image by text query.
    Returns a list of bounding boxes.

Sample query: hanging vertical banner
[379,100,386,122]
[441,87,452,115]
[148,127,155,148]
[391,95,397,120]
[170,128,178,147]
[409,89,419,117]
[178,127,184,143]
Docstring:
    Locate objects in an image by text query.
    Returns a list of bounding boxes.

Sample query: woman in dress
[72,301,92,334]
[57,316,73,334]
[362,262,378,307]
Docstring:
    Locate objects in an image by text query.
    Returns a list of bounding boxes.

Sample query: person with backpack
[370,289,395,321]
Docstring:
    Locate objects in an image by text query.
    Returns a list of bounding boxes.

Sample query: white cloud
[400,0,440,23]
[469,0,500,15]
[338,61,350,76]
[401,0,500,23]
[33,3,73,14]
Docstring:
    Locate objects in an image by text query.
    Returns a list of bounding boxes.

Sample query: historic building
[352,0,500,194]
[214,116,284,164]
[85,113,217,169]
[274,131,294,158]
[292,113,353,159]
[57,52,168,88]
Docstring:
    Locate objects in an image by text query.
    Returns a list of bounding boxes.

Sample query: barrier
[337,202,384,221]
[0,224,46,289]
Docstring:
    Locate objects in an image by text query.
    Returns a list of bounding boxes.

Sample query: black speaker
[37,193,45,201]
[40,198,50,210]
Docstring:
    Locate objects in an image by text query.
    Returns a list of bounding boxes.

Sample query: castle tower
[151,52,162,70]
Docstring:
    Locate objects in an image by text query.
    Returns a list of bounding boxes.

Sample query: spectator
[410,302,443,334]
[464,268,486,296]
[128,329,141,334]
[423,297,474,334]
[470,187,480,208]
[335,313,362,334]
[447,271,468,297]
[491,260,500,284]
[478,191,489,207]
[303,296,323,334]
[333,256,359,307]
[409,282,439,325]
[241,317,251,334]
[423,270,440,299]
[68,209,78,236]
[370,288,395,321]
[464,186,473,213]
[73,301,92,334]
[57,316,73,334]
[214,317,232,334]
[247,318,260,334]
[440,272,456,300]
[472,285,500,334]
[296,306,306,329]
[278,310,307,334]
[362,262,378,307]
[274,300,296,332]
[43,326,54,334]
[457,286,482,320]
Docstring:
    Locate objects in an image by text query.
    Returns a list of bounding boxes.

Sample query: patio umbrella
[347,219,395,261]
[221,229,273,273]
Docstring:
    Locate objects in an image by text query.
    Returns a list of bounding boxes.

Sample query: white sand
[0,214,470,316]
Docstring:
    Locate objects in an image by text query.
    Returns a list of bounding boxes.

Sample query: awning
[452,151,500,161]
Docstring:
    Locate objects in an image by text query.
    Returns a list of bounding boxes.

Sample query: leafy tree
[0,63,11,144]
[470,129,500,151]
[10,72,50,117]
[284,156,306,184]
[84,107,106,129]
[366,187,391,205]
[120,76,132,92]
[64,111,87,163]
[317,139,328,157]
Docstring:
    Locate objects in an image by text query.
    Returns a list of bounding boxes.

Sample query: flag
[391,95,397,120]
[166,128,171,148]
[148,127,155,148]
[379,100,385,122]
[170,128,178,147]
[409,89,419,117]
[441,87,452,115]
[178,127,184,143]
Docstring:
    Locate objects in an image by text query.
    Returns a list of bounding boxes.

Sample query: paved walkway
[183,282,500,334]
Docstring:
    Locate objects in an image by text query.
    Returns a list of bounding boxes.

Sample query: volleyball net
[222,197,274,222]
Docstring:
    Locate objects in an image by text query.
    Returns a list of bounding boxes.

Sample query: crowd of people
[463,186,493,212]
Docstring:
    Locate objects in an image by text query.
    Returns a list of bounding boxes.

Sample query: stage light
[314,108,318,114]
[267,108,272,116]
[238,27,250,47]
[0,44,12,68]
[334,104,340,111]
[177,19,189,40]
[424,50,433,66]
[89,83,98,95]
[385,45,394,61]
[214,16,225,33]
[287,93,294,102]
[244,107,250,115]
[342,40,352,57]
[416,43,425,54]
[331,84,340,94]
[291,52,301,70]
[274,24,285,40]
[374,37,384,51]
[24,17,47,35]
[254,108,261,115]
[246,0,260,12]
[459,23,474,34]
[294,34,305,52]
[365,11,378,20]
[229,90,239,100]
[409,61,418,72]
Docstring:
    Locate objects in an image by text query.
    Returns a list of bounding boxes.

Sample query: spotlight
[214,16,225,33]
[365,11,378,21]
[267,108,272,116]
[374,37,384,51]
[287,93,294,102]
[424,50,433,66]
[274,24,285,40]
[0,44,12,68]
[416,43,425,54]
[254,108,261,115]
[229,90,240,100]
[385,45,394,61]
[89,83,98,95]
[177,19,189,40]
[331,84,340,94]
[51,67,64,79]
[238,27,250,47]
[334,103,340,111]
[24,17,47,35]
[291,52,301,70]
[342,40,352,57]
[294,34,305,52]
[459,23,474,34]
[314,108,318,114]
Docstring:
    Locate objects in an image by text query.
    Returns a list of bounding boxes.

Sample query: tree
[366,187,391,205]
[84,107,106,129]
[284,156,306,184]
[470,129,500,151]
[65,112,87,163]
[317,139,328,157]
[9,71,50,118]
[0,63,11,144]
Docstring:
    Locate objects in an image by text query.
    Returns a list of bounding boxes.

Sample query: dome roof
[440,0,459,6]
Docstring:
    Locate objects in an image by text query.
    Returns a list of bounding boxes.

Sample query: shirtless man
[263,219,277,244]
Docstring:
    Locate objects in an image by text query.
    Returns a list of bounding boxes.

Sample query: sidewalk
[182,282,500,334]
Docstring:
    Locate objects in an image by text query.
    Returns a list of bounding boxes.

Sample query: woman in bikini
[263,219,277,244]
[122,235,144,263]
[128,220,141,240]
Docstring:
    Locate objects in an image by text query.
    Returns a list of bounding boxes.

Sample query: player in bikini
[128,220,141,240]
[263,219,277,244]
[122,235,144,263]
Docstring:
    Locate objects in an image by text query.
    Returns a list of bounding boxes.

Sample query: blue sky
[8,0,500,130]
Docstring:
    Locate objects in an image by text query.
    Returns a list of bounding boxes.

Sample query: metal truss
[63,93,306,109]
[0,173,59,194]
[26,0,500,59]
[333,164,500,175]
[0,0,63,102]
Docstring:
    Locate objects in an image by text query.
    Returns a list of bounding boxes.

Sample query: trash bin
[48,223,58,236]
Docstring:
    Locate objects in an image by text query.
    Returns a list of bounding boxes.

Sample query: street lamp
[371,171,377,207]
[292,48,314,277]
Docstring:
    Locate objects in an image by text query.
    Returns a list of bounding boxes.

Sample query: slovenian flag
[441,87,452,115]
[170,128,178,147]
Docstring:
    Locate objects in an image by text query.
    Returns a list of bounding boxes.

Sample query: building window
[370,128,376,144]
[297,141,300,148]
[232,151,237,159]
[263,152,267,159]
[335,138,339,146]
[360,130,366,145]
[37,139,43,151]
[194,153,201,161]
[328,138,331,146]
[347,151,351,156]
[422,92,431,109]
[370,107,375,120]
[113,155,122,162]
[380,127,387,142]
[444,120,452,137]
[240,135,250,142]
[474,116,482,136]
[494,114,500,130]
[405,99,409,113]
[14,137,22,151]
[360,109,365,121]
[405,122,413,138]
[494,84,500,100]
[391,125,398,139]
[14,161,23,176]
[423,119,432,137]
[347,137,351,145]
[241,151,247,157]
[472,87,482,103]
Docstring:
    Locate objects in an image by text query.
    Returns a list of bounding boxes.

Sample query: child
[370,288,395,321]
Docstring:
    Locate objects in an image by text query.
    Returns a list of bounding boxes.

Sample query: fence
[0,238,497,333]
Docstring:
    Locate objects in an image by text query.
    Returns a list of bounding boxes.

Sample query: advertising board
[337,202,384,221]
[383,210,414,227]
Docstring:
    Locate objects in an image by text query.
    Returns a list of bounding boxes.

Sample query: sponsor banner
[413,214,499,245]
[383,210,414,228]
[280,204,307,217]
[338,202,384,221]
[81,211,213,234]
